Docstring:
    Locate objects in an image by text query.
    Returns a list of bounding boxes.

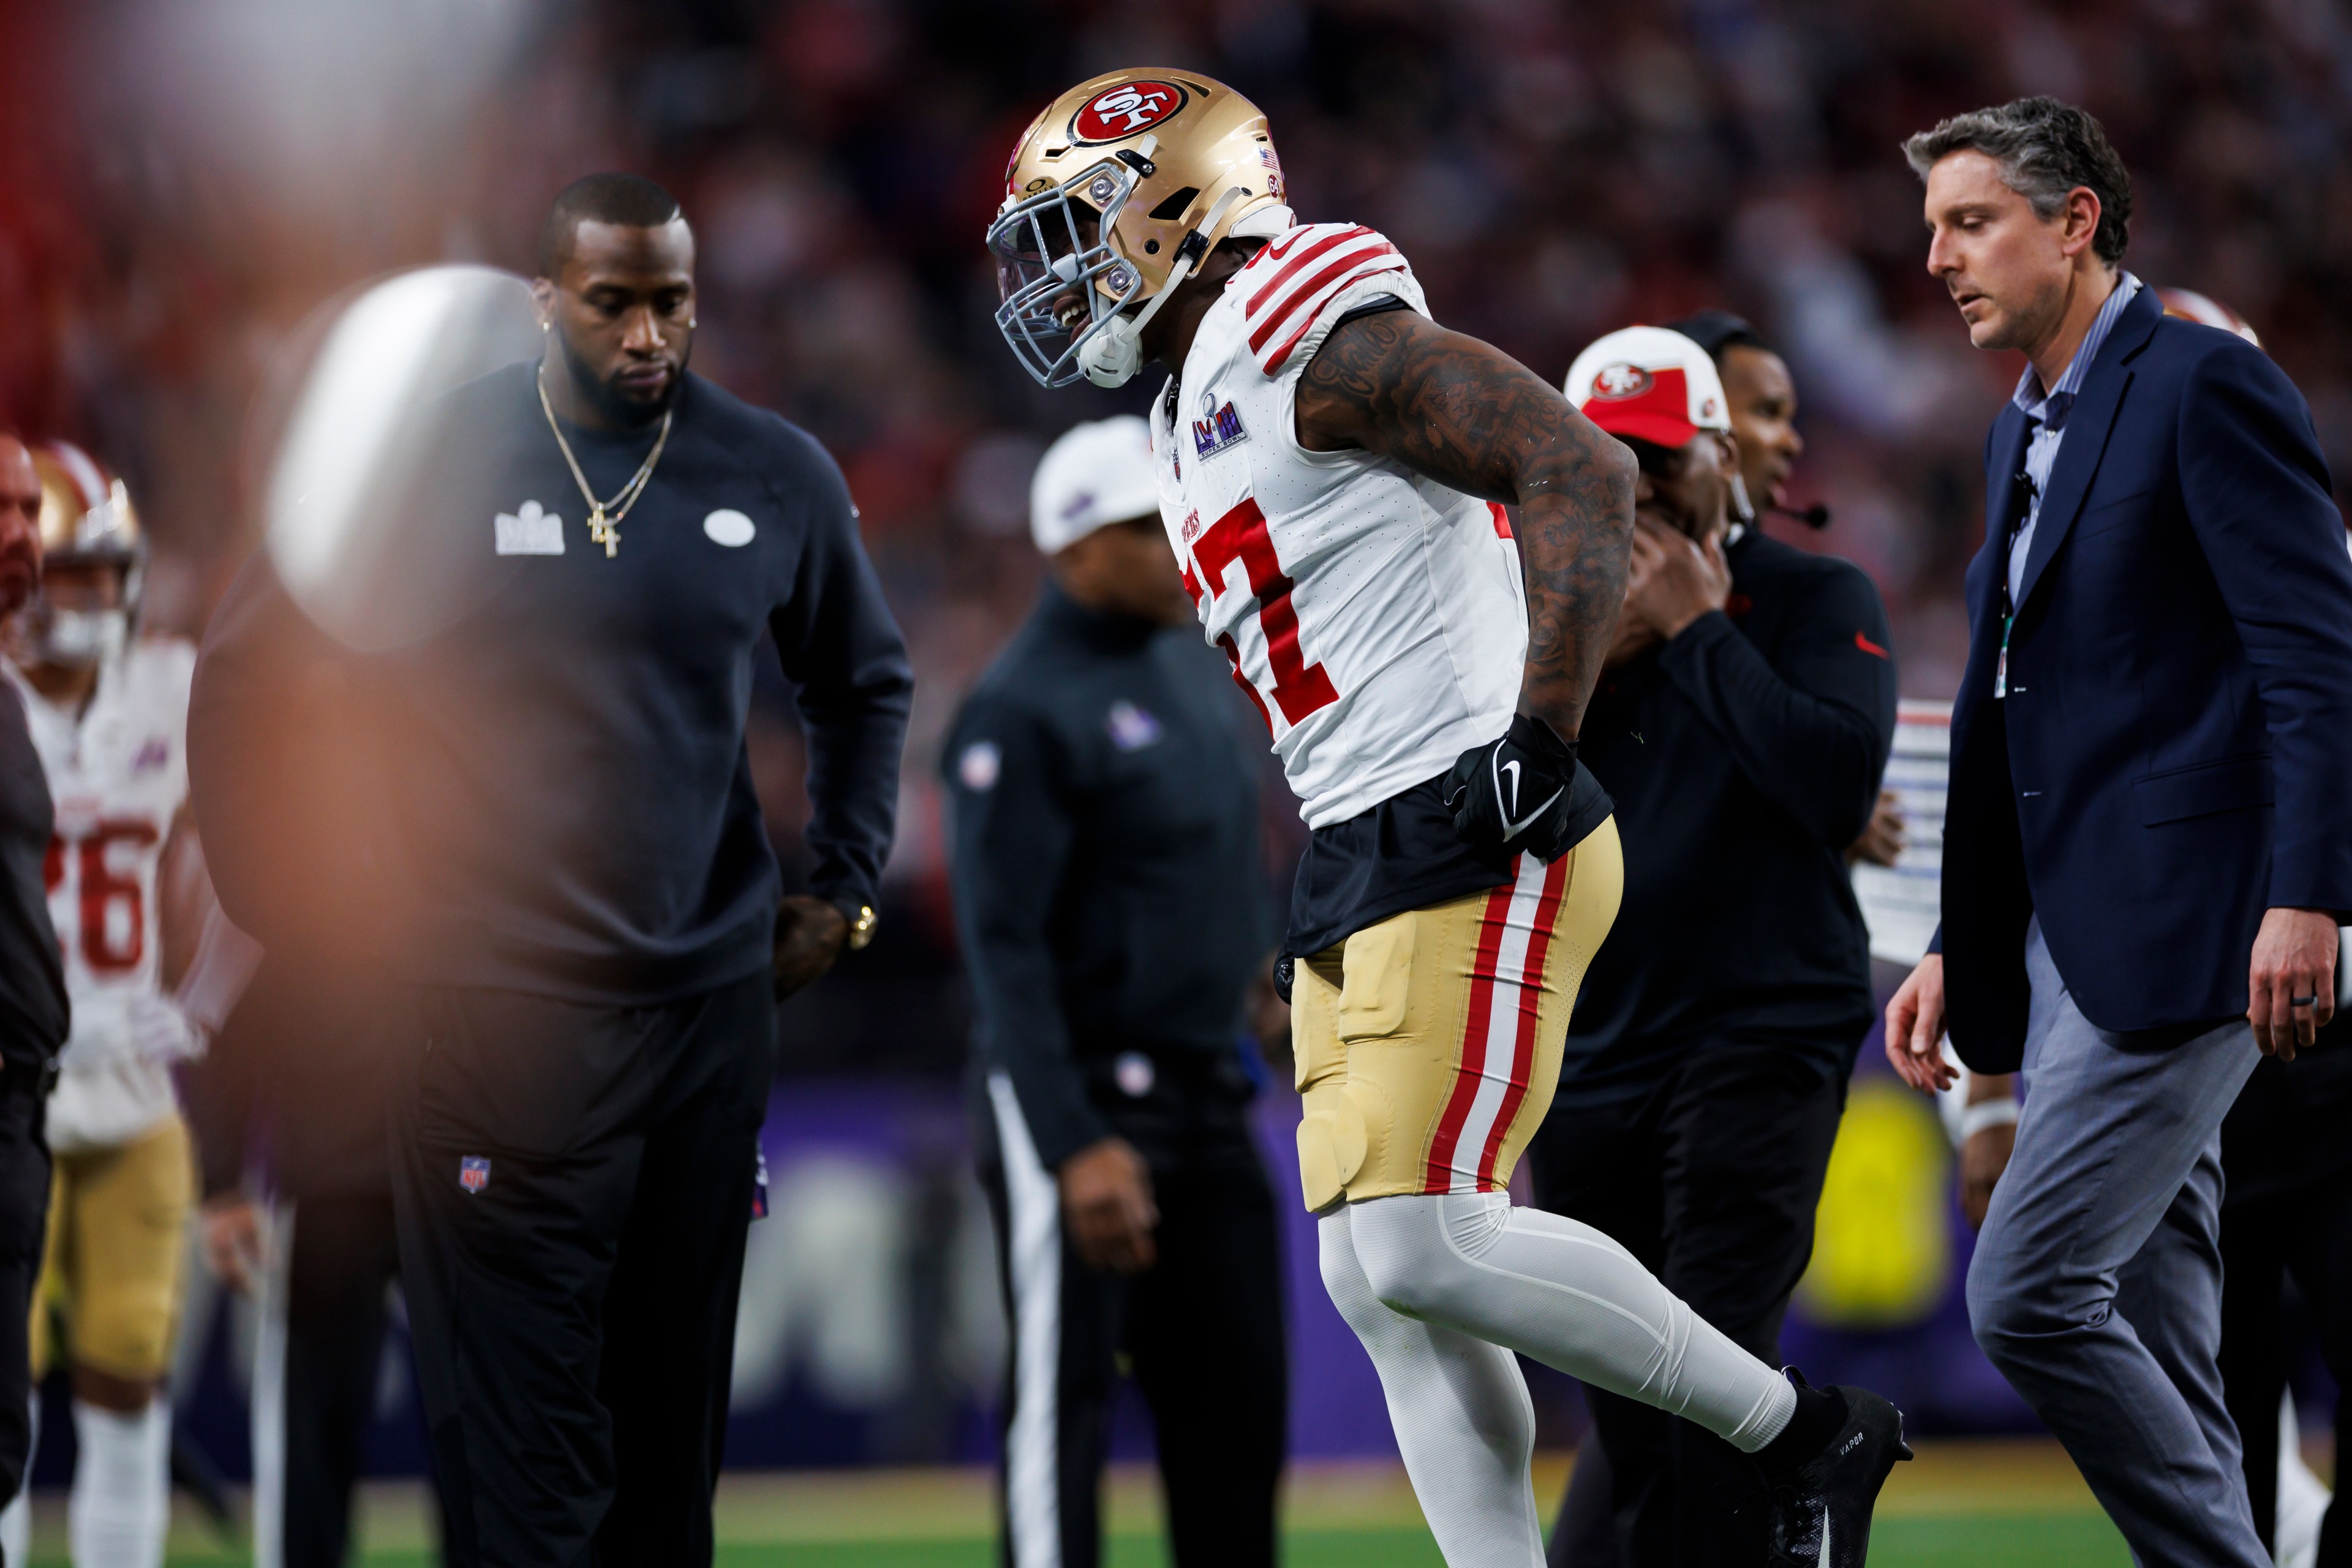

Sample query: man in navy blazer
[1885,98,2352,1566]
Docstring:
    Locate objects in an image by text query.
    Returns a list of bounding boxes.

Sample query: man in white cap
[943,415,1287,1568]
[1530,326,1898,1567]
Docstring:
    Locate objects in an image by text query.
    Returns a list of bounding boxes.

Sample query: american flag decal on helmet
[1236,224,1408,374]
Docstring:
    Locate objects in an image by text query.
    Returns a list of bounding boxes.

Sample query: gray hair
[1902,96,2132,265]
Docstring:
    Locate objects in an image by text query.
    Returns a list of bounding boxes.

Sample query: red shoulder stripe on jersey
[1475,853,1570,1189]
[1424,881,1516,1193]
[1245,226,1374,317]
[1490,503,1513,540]
[1248,242,1401,355]
[1256,254,1408,371]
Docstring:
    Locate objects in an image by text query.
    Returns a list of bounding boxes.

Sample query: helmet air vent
[1148,187,1201,221]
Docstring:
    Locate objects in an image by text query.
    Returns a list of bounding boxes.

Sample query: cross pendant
[589,508,619,559]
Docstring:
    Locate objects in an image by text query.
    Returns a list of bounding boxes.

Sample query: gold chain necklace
[537,368,673,558]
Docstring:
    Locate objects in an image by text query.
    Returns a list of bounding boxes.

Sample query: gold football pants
[32,1115,194,1382]
[1291,820,1622,1213]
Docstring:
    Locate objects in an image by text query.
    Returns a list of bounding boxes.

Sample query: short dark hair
[1902,96,2133,265]
[1661,309,1770,366]
[537,173,685,277]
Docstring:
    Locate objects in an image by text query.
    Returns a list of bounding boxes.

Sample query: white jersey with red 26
[1150,222,1525,828]
[8,638,195,1149]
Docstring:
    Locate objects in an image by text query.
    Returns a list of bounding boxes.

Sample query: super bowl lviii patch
[1193,398,1248,460]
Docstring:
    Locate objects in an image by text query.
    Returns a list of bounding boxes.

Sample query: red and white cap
[1562,325,1730,450]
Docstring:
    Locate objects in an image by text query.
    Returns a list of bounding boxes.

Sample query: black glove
[1444,713,1613,862]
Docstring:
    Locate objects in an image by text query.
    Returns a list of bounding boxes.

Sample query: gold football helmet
[988,69,1292,388]
[21,441,143,667]
[32,440,143,573]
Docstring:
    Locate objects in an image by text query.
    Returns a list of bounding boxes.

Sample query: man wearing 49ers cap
[1529,327,1896,1566]
[988,70,1909,1568]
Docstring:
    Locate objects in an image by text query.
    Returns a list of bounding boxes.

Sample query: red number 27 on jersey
[1182,497,1337,732]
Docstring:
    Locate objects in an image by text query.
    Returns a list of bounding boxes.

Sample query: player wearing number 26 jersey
[0,442,209,1568]
[989,67,1910,1568]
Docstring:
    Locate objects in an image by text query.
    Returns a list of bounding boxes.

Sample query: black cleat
[1767,1383,1912,1567]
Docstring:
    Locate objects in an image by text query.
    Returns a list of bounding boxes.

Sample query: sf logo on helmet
[1591,363,1654,400]
[1071,80,1186,143]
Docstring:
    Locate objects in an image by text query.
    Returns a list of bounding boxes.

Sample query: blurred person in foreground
[1665,311,1904,875]
[988,69,1907,1568]
[0,434,69,1566]
[0,445,229,1568]
[191,173,912,1567]
[1886,98,2352,1566]
[1531,328,1894,1566]
[179,649,432,1565]
[945,416,1287,1568]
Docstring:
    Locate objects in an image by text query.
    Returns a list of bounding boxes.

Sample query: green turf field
[21,1439,2146,1566]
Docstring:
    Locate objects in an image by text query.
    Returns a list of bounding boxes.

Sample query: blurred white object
[2277,1391,2328,1568]
[1852,699,1950,967]
[1029,416,1160,554]
[265,265,541,652]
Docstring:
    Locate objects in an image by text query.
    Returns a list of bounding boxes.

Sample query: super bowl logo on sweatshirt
[1193,398,1248,459]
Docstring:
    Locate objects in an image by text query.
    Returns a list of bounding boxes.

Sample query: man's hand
[1847,789,1907,868]
[202,1195,264,1295]
[1618,518,1731,644]
[1250,957,1293,1072]
[2249,906,2340,1060]
[1885,954,1954,1092]
[1960,1118,2015,1232]
[1059,1137,1157,1274]
[774,895,850,999]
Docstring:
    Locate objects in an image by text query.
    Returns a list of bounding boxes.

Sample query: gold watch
[845,903,878,951]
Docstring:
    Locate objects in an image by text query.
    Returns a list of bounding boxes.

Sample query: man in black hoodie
[1532,327,1896,1566]
[0,435,68,1553]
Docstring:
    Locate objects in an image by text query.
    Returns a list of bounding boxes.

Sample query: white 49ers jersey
[1150,224,1525,827]
[6,639,196,1150]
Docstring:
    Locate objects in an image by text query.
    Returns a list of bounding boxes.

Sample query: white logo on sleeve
[959,741,1001,791]
[703,509,756,547]
[494,499,564,556]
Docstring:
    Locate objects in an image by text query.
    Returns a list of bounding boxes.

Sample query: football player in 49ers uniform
[989,70,1910,1567]
[0,445,222,1568]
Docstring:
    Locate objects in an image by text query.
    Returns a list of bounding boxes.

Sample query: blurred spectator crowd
[2,0,2350,1074]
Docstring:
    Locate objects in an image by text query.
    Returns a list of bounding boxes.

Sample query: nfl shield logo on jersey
[459,1156,491,1194]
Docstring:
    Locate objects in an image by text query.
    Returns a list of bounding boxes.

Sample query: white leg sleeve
[1351,1191,1796,1452]
[68,1398,171,1568]
[1319,1207,1545,1568]
[0,1395,34,1567]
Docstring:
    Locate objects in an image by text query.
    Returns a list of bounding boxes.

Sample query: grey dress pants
[1966,919,2267,1568]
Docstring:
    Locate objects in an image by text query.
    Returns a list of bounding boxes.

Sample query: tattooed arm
[1295,309,1635,740]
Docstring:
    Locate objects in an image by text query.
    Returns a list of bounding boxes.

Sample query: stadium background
[2,0,2351,1561]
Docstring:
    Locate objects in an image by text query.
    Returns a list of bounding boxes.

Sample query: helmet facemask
[990,70,1291,389]
[989,148,1161,389]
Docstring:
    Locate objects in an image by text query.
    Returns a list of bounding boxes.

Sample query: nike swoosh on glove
[1444,713,1614,863]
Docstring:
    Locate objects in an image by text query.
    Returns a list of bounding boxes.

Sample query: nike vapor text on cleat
[1768,1384,1912,1567]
